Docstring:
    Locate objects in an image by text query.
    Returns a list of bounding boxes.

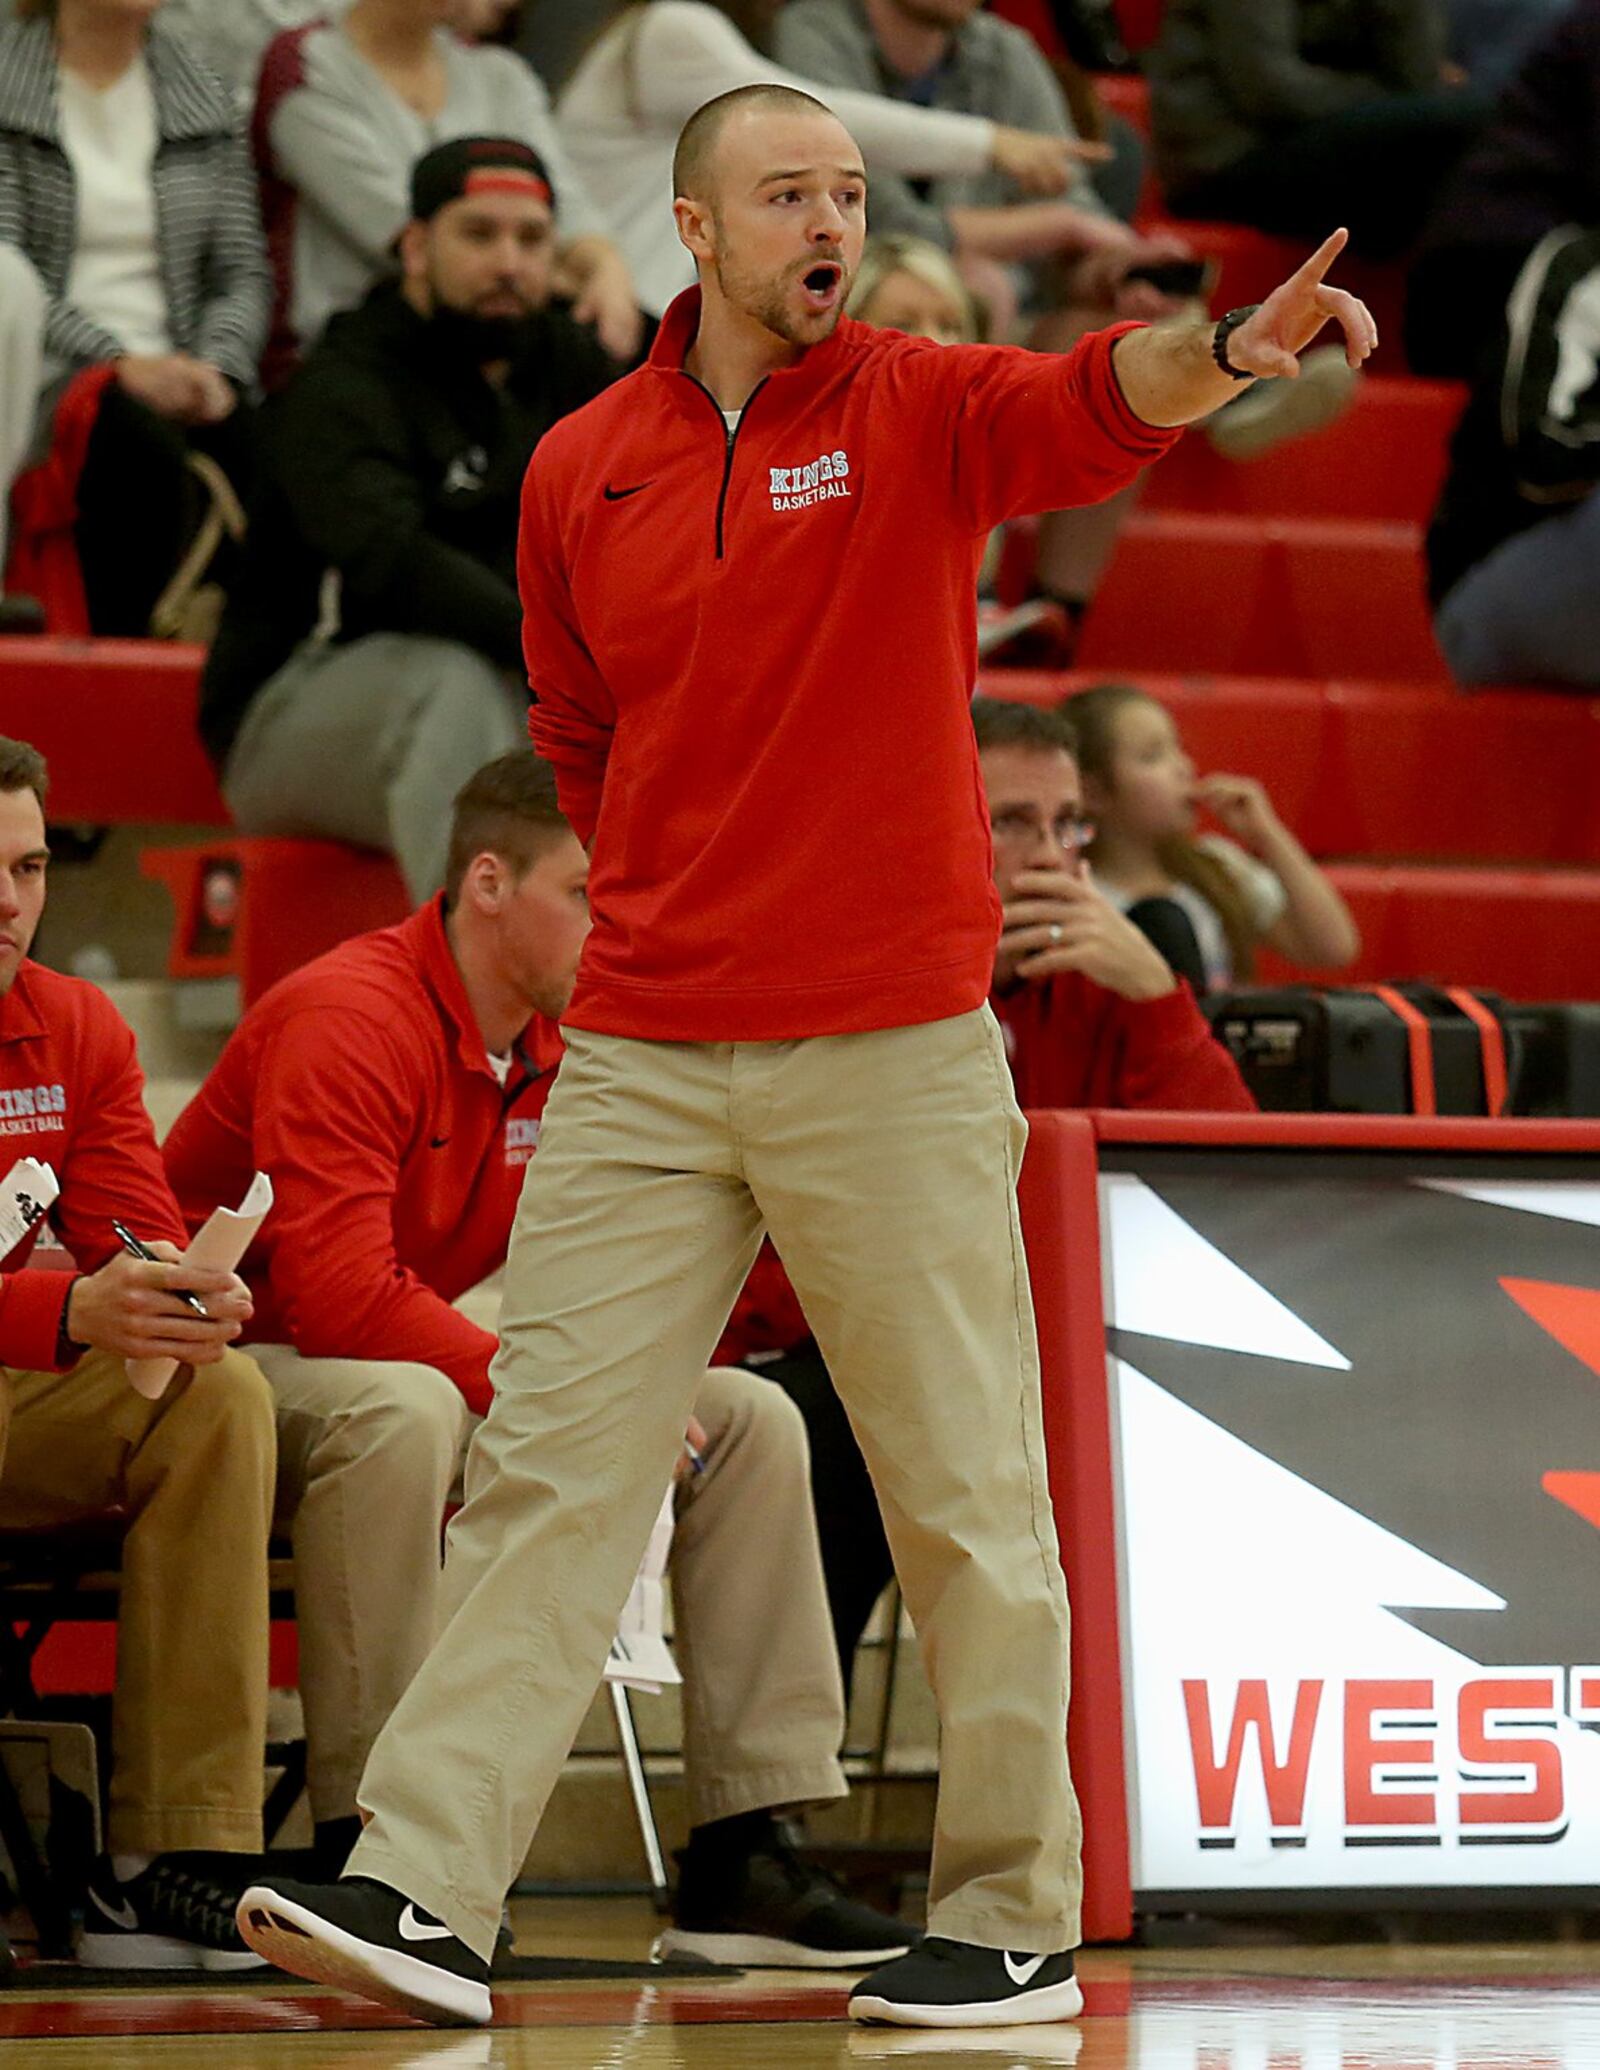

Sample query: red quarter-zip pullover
[162,901,563,1413]
[0,960,187,1372]
[521,291,1181,1042]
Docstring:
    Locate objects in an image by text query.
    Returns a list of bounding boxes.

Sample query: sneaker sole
[849,1975,1084,2028]
[78,1930,266,1972]
[235,1884,492,2027]
[652,1927,913,1970]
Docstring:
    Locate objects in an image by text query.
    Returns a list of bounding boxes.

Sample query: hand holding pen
[60,1226,255,1366]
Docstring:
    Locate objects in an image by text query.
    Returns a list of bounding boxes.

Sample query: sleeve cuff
[1090,321,1192,449]
[0,1269,87,1374]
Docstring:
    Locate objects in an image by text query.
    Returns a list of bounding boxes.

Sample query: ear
[673,193,715,266]
[464,851,507,914]
[397,218,429,286]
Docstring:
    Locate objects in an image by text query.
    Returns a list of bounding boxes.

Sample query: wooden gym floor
[3,1896,1599,2066]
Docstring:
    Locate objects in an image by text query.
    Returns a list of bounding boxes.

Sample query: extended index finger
[1287,226,1349,291]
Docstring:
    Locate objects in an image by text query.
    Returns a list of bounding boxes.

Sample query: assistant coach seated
[0,737,274,1972]
[733,696,1253,1688]
[197,135,617,904]
[162,751,910,1970]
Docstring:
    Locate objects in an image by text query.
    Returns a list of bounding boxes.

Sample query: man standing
[166,752,910,1971]
[202,136,615,902]
[0,736,274,1970]
[239,85,1373,2030]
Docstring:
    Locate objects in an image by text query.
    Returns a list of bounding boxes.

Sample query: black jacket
[201,282,615,767]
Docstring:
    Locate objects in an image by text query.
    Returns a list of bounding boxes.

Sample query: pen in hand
[110,1220,210,1320]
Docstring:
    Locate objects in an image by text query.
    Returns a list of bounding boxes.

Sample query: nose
[808,201,847,244]
[0,872,20,923]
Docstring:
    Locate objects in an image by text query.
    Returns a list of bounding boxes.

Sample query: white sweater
[556,0,996,317]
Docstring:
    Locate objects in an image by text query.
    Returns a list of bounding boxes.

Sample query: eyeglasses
[989,809,1096,852]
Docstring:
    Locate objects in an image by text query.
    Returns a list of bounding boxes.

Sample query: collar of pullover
[649,286,863,414]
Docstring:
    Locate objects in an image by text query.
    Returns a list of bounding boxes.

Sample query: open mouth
[800,262,843,309]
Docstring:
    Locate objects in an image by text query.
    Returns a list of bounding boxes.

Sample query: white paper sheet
[126,1172,274,1400]
[0,1158,58,1262]
[603,1486,681,1694]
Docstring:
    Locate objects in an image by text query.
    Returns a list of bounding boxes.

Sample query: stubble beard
[712,235,847,348]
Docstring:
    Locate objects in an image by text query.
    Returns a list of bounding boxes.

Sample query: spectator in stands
[253,0,639,380]
[1427,222,1600,690]
[0,735,275,1970]
[727,697,1253,1690]
[0,0,269,635]
[776,0,1189,335]
[1070,683,1361,993]
[847,228,981,340]
[202,137,614,903]
[1147,0,1486,261]
[555,0,1102,323]
[1408,1,1600,380]
[162,750,912,1970]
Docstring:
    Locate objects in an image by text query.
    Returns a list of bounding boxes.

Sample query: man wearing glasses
[974,697,1253,1109]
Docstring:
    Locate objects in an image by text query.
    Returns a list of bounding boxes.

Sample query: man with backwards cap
[240,86,1376,2031]
[200,137,616,904]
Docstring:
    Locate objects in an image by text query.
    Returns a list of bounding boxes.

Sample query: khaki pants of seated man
[0,1347,276,1854]
[254,1351,848,1830]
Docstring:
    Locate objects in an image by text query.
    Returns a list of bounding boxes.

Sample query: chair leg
[0,1736,74,1960]
[608,1681,671,1911]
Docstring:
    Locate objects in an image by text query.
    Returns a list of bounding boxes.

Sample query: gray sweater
[775,0,1105,255]
[1148,0,1445,194]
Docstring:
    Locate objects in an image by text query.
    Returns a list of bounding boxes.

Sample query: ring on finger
[1049,923,1064,944]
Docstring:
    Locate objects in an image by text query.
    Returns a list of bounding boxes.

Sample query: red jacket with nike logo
[521,289,1182,1042]
[162,901,563,1413]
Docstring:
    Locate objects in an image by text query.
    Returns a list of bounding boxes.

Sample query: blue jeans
[1435,489,1600,690]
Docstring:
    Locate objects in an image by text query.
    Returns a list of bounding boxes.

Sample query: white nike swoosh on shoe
[1003,1952,1049,1987]
[398,1903,455,1944]
[91,1892,140,1932]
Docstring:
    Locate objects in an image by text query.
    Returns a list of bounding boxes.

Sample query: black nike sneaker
[652,1832,916,1970]
[849,1936,1082,2027]
[79,1853,267,1971]
[236,1874,492,2026]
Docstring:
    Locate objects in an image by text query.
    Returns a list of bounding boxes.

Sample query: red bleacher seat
[0,635,224,824]
[1259,865,1600,1002]
[1073,514,1448,681]
[1140,222,1412,373]
[979,671,1600,869]
[141,838,410,1006]
[1146,377,1465,525]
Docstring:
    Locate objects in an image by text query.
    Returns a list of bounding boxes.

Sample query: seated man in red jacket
[729,695,1253,1689]
[0,735,275,1971]
[162,750,909,1970]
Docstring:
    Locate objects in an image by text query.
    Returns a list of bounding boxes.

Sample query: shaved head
[673,82,836,202]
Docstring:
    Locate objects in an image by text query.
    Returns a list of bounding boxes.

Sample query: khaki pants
[0,1346,275,1854]
[259,1351,846,1829]
[350,1009,1079,1959]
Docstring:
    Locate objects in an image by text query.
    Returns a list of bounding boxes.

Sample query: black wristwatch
[1212,305,1262,380]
